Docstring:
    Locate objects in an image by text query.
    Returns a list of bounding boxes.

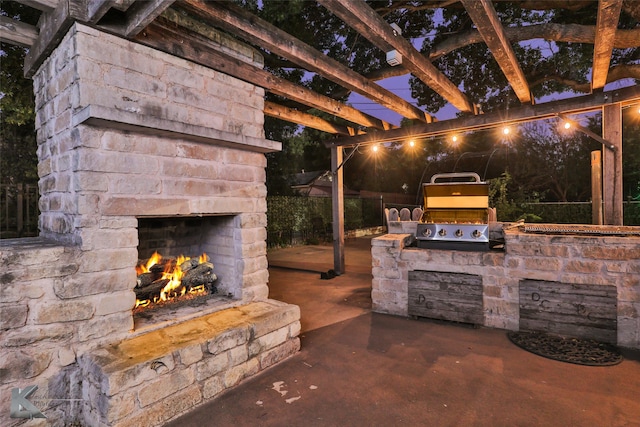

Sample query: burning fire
[134,252,215,309]
[135,251,162,275]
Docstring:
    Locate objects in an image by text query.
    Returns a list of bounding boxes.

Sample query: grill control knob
[455,229,464,238]
[438,228,447,237]
[423,228,432,237]
[472,229,483,239]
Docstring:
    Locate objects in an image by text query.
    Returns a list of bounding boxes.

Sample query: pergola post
[591,150,603,225]
[602,103,623,225]
[331,146,345,274]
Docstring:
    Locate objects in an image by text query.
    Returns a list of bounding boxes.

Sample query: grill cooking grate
[522,224,640,236]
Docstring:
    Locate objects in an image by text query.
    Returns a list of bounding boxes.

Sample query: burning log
[137,272,154,288]
[180,258,200,272]
[181,261,217,291]
[134,252,217,306]
[134,278,170,301]
[136,263,165,288]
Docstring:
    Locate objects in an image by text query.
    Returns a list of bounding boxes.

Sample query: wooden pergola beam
[592,0,623,90]
[85,0,140,23]
[119,0,175,37]
[265,101,359,136]
[15,0,58,12]
[0,16,38,47]
[24,0,86,77]
[138,18,395,131]
[461,0,532,104]
[86,0,118,24]
[326,84,640,147]
[178,0,432,123]
[318,0,474,114]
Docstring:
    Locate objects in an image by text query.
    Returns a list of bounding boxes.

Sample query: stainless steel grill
[416,172,490,250]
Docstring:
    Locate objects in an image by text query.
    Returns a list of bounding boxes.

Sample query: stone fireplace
[0,23,300,427]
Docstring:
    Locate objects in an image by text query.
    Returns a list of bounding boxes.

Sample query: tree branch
[529,64,640,93]
[430,24,640,61]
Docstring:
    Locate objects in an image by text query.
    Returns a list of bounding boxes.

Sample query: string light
[564,121,571,130]
[452,135,458,143]
[502,126,510,135]
[409,139,415,147]
[372,144,379,153]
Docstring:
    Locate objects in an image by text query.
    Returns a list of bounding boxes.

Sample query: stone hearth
[0,23,300,427]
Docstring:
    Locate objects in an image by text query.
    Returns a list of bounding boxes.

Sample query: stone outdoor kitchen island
[372,226,640,349]
[0,24,300,426]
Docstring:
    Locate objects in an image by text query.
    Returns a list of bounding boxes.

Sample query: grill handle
[430,172,482,184]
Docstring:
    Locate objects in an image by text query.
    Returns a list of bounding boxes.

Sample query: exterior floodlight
[386,50,402,66]
[386,23,403,66]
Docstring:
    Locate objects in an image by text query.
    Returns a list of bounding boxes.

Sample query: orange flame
[135,252,211,308]
[136,251,162,275]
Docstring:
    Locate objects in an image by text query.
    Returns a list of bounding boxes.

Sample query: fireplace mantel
[73,104,282,154]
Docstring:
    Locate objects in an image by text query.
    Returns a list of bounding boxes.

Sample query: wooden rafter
[119,0,175,37]
[24,0,86,77]
[265,101,359,136]
[138,17,395,131]
[93,0,175,36]
[461,0,532,104]
[592,0,623,90]
[318,0,474,114]
[86,0,118,24]
[326,85,640,147]
[15,0,58,12]
[178,0,433,123]
[0,16,38,47]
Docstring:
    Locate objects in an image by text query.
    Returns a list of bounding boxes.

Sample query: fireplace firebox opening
[134,216,241,329]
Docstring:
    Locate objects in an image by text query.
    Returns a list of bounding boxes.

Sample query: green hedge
[266,197,640,247]
[266,196,383,247]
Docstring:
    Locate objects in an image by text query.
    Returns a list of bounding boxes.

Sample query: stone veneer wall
[372,228,640,349]
[0,23,300,426]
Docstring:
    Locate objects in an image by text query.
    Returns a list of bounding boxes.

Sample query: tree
[0,3,39,186]
[2,0,638,204]
[509,120,600,202]
[1,44,39,185]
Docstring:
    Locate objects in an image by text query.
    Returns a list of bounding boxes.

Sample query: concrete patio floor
[165,236,640,426]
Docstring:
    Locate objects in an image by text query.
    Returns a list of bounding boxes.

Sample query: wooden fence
[1,183,39,238]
